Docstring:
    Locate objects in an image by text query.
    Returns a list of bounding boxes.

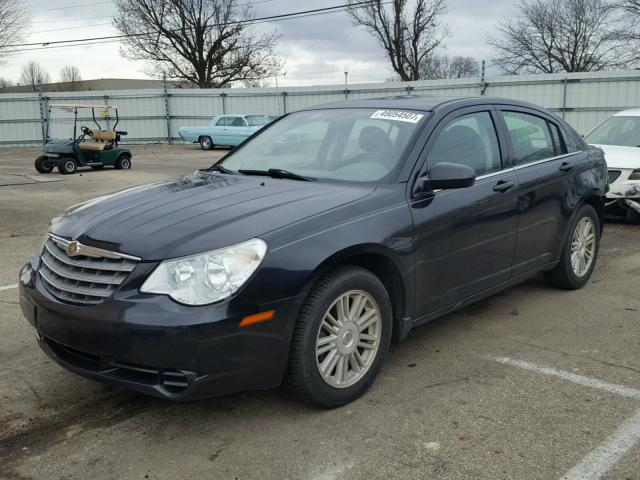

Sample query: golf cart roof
[49,104,117,109]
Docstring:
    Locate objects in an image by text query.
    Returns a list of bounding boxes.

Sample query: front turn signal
[239,310,275,327]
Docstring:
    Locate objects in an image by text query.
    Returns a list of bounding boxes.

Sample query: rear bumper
[19,261,301,400]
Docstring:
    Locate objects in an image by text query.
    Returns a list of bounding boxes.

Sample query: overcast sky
[1,0,517,86]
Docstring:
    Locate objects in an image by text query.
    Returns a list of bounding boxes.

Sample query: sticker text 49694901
[370,110,424,124]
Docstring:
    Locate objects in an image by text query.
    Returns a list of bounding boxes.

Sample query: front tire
[545,204,600,290]
[58,158,77,175]
[199,136,214,150]
[287,265,392,407]
[34,156,53,173]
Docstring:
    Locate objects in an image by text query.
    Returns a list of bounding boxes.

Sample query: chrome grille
[39,234,139,305]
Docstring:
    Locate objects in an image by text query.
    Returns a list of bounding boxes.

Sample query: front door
[224,116,249,146]
[410,108,519,316]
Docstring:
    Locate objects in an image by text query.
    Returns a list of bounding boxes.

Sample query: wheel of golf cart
[58,158,78,175]
[34,156,54,173]
[115,155,131,170]
[199,136,214,150]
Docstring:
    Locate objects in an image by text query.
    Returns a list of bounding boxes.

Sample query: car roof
[302,95,547,113]
[613,109,640,117]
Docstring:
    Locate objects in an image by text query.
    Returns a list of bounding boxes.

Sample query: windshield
[219,108,426,182]
[585,116,640,147]
[47,107,77,140]
[246,115,272,126]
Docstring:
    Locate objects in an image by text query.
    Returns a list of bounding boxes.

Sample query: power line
[30,0,274,23]
[31,0,275,14]
[6,1,374,49]
[31,23,114,35]
[33,1,113,12]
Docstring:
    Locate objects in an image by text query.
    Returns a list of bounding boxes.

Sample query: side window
[215,117,228,126]
[548,123,567,155]
[428,111,502,176]
[503,111,555,164]
[229,116,245,127]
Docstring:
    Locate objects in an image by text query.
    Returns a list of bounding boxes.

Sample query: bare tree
[347,0,449,81]
[488,0,635,74]
[0,0,29,63]
[620,0,640,14]
[19,61,51,92]
[424,55,479,79]
[113,0,282,88]
[0,77,13,88]
[59,65,83,91]
[619,0,640,49]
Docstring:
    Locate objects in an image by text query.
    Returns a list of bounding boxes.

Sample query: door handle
[559,161,574,172]
[493,180,515,193]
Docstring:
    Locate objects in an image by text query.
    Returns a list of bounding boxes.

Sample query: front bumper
[605,169,640,215]
[19,261,301,400]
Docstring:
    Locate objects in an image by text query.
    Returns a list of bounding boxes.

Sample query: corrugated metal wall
[2,70,640,146]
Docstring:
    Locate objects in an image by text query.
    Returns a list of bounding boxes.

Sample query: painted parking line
[494,356,640,480]
[560,410,640,480]
[0,284,18,291]
[495,356,640,400]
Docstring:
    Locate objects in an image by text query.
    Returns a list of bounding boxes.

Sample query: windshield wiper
[238,168,316,181]
[203,164,235,174]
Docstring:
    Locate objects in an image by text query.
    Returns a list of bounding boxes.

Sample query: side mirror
[415,162,476,193]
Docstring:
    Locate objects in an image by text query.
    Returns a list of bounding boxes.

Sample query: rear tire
[34,156,53,173]
[286,265,392,408]
[199,136,214,150]
[58,158,77,175]
[545,204,600,290]
[115,155,131,170]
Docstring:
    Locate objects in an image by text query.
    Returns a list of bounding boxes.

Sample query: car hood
[50,171,374,260]
[591,144,640,170]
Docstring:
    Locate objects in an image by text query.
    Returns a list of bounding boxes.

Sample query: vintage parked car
[178,114,275,150]
[19,96,608,407]
[584,108,640,223]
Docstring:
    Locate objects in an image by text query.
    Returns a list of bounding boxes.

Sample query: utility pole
[344,71,349,99]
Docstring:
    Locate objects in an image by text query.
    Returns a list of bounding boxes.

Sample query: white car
[585,109,640,222]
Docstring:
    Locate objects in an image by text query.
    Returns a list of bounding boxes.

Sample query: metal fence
[2,70,640,147]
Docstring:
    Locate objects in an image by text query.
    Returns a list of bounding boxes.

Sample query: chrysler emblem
[67,241,80,256]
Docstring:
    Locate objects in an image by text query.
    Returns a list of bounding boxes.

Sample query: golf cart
[35,104,132,175]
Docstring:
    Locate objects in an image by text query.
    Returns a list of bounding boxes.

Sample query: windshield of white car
[218,108,426,182]
[585,116,640,147]
[245,115,272,126]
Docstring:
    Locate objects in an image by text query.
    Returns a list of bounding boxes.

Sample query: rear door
[496,107,586,275]
[410,106,520,316]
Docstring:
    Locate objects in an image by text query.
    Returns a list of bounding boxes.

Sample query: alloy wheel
[315,290,381,388]
[570,217,596,277]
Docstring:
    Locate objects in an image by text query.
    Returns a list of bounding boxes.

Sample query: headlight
[140,238,267,306]
[629,169,640,180]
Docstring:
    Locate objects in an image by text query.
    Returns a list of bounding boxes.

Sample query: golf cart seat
[79,142,110,151]
[79,130,117,151]
[91,130,117,142]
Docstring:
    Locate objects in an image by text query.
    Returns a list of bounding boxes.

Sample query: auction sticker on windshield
[370,110,424,123]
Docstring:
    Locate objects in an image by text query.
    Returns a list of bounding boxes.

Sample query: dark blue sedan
[19,96,608,407]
